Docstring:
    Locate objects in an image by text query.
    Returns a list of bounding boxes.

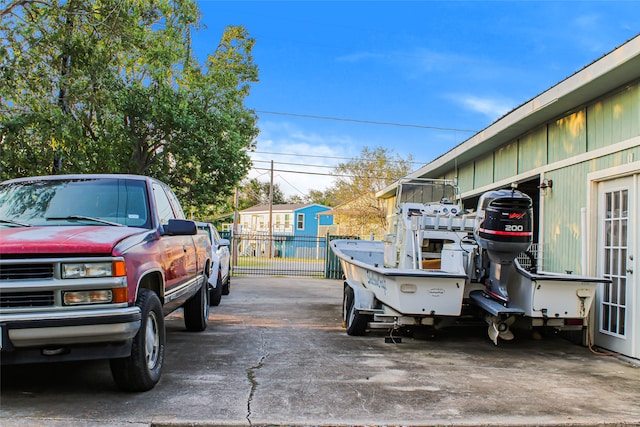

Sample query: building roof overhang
[377,34,640,199]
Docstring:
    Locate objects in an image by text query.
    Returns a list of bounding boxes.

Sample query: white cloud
[336,51,386,63]
[446,93,514,120]
[336,47,471,75]
[248,120,358,199]
[568,13,611,54]
[572,13,600,30]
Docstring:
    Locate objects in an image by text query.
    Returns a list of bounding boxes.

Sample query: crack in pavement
[246,331,269,426]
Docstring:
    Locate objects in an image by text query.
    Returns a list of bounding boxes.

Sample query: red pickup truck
[0,174,211,391]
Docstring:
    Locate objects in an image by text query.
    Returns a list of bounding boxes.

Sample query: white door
[595,174,639,358]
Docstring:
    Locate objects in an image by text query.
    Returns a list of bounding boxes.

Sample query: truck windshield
[0,178,151,228]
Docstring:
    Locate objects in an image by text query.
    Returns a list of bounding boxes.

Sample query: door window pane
[153,183,175,225]
[600,188,628,338]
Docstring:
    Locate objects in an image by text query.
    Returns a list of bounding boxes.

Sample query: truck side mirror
[163,219,197,235]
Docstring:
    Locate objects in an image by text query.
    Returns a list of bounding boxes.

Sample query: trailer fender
[344,279,375,310]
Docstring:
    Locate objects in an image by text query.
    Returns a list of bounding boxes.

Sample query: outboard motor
[474,188,533,304]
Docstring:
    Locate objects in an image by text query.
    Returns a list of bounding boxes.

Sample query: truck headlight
[63,290,113,305]
[61,261,126,278]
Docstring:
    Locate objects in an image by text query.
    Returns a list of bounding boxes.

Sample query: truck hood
[0,226,150,255]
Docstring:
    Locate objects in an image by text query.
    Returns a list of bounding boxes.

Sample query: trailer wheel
[343,285,368,336]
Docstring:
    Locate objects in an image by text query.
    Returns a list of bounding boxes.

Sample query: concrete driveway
[2,277,640,426]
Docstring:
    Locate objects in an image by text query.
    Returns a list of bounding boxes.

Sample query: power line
[253,150,351,160]
[255,110,478,133]
[251,150,429,166]
[252,166,409,181]
[274,173,306,197]
[252,159,428,175]
[253,167,337,177]
[252,159,334,169]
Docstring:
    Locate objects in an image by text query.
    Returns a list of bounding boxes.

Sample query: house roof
[377,33,640,198]
[239,203,329,214]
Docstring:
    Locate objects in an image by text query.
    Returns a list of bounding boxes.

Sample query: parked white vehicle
[197,222,231,306]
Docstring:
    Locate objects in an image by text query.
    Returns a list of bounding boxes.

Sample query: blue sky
[193,1,640,198]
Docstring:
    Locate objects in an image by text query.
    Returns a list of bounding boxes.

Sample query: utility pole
[232,187,239,268]
[268,160,274,258]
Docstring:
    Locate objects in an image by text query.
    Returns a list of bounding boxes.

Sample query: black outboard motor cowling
[474,189,533,304]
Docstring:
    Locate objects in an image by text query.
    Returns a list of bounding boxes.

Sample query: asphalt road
[2,277,640,427]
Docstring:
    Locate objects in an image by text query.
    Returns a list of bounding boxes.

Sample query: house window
[296,213,304,230]
[284,214,290,228]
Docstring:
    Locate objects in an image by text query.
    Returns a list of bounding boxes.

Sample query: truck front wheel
[110,288,165,392]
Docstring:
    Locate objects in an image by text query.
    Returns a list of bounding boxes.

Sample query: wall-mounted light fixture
[538,179,553,190]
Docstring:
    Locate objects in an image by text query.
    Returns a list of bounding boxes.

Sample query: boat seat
[421,259,441,269]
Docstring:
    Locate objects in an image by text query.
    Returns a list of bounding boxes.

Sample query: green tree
[212,178,287,218]
[327,146,414,233]
[331,146,413,204]
[286,194,305,204]
[304,189,336,206]
[239,178,286,208]
[0,0,258,217]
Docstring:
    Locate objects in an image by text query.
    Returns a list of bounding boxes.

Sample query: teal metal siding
[587,82,640,151]
[458,162,475,194]
[548,110,587,163]
[494,141,518,182]
[474,154,494,188]
[518,126,547,173]
[542,145,640,272]
[541,164,589,273]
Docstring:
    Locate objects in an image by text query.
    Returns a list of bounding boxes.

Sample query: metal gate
[221,233,359,278]
[227,233,326,277]
[325,235,360,279]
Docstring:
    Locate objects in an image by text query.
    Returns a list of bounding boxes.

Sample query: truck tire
[222,263,231,295]
[184,278,209,332]
[209,270,223,306]
[110,288,165,392]
[343,285,368,336]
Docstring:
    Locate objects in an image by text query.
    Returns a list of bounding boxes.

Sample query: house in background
[235,203,332,258]
[318,193,387,240]
[378,34,640,360]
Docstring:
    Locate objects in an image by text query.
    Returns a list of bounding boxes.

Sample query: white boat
[331,179,608,344]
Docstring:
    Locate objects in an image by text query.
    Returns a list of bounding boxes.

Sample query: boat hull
[508,263,599,319]
[332,240,466,316]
